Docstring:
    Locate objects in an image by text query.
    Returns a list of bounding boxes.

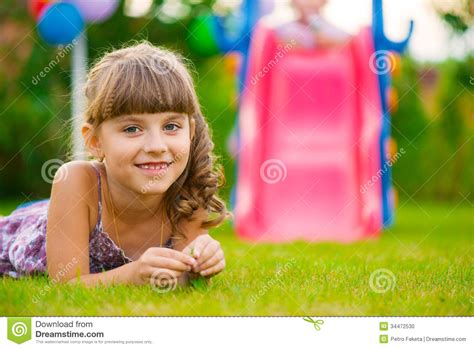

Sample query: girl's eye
[164,123,180,132]
[123,126,140,133]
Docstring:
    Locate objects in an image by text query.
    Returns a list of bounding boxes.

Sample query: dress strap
[90,162,103,227]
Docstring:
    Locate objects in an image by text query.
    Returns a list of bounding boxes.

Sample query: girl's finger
[196,240,220,269]
[200,259,225,277]
[189,235,211,259]
[182,245,193,257]
[149,256,192,272]
[197,249,224,271]
[150,247,196,266]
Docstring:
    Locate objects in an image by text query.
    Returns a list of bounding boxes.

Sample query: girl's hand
[183,235,225,277]
[132,247,197,287]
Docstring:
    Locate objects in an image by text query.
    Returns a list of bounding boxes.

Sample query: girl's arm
[46,161,96,282]
[67,261,138,286]
[67,247,195,287]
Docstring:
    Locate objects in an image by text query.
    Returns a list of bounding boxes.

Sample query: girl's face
[89,112,195,196]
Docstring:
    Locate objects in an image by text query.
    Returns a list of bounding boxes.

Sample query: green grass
[1,200,472,316]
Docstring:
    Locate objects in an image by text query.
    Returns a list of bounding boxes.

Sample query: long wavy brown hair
[82,41,230,240]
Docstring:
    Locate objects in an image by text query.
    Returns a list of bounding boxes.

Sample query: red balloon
[28,0,52,20]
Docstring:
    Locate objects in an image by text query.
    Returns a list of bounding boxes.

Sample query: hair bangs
[104,56,197,119]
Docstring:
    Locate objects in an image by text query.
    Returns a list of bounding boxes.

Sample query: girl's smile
[135,161,173,176]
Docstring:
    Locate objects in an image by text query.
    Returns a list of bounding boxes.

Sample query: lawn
[0,199,472,316]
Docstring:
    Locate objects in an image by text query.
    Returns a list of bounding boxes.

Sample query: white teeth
[138,164,168,170]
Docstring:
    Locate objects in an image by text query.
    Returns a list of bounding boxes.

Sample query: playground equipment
[236,25,385,242]
[208,0,412,242]
[372,0,413,226]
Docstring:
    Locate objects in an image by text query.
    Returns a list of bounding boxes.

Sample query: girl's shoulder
[50,160,99,215]
[54,160,98,191]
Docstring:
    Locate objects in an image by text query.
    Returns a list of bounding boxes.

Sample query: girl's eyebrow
[116,115,142,123]
[163,113,187,122]
[116,113,186,123]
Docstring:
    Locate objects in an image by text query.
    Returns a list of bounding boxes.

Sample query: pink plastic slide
[234,21,383,243]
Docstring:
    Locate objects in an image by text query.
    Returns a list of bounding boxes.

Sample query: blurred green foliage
[0,0,472,204]
[436,0,473,35]
[391,54,473,201]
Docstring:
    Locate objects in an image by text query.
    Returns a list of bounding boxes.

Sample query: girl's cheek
[174,142,190,158]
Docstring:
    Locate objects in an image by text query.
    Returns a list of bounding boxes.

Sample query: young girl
[0,41,229,289]
[276,0,350,49]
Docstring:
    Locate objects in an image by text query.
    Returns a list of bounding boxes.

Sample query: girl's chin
[137,180,173,196]
[138,188,169,196]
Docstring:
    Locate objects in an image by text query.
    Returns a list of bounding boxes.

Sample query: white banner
[0,317,471,348]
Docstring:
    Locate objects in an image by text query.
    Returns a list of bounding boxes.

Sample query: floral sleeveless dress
[0,162,172,278]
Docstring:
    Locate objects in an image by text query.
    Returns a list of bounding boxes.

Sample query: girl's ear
[189,116,196,141]
[82,122,103,158]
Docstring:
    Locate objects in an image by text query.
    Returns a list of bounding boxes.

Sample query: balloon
[64,0,119,23]
[186,15,220,57]
[28,0,53,20]
[37,3,84,46]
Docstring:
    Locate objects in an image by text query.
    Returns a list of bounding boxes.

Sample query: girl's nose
[142,131,168,154]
